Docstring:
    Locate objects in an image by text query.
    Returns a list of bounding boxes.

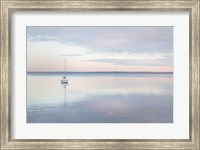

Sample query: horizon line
[27,71,173,73]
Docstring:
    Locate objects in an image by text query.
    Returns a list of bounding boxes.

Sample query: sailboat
[61,58,68,84]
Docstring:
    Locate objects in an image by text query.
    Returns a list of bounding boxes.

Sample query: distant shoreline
[27,71,173,74]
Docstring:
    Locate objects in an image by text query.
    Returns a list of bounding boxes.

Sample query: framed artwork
[27,26,173,124]
[1,0,199,149]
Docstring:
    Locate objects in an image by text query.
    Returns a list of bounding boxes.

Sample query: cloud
[28,35,57,41]
[27,27,173,71]
[27,26,173,54]
[60,54,83,57]
[27,40,91,57]
[87,57,173,67]
[83,51,173,67]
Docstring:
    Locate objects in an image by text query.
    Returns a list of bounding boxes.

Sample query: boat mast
[65,58,66,77]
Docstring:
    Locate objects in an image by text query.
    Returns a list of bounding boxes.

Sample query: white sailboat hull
[61,79,68,83]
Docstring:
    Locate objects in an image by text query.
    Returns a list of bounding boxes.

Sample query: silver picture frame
[0,0,199,149]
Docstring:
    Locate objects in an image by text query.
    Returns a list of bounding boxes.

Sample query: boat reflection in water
[61,81,68,107]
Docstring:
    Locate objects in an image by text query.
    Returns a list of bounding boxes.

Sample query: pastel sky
[27,26,173,72]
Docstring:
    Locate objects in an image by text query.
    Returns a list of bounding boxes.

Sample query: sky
[27,26,173,72]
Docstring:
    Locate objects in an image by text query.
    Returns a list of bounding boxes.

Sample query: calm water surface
[27,73,173,123]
